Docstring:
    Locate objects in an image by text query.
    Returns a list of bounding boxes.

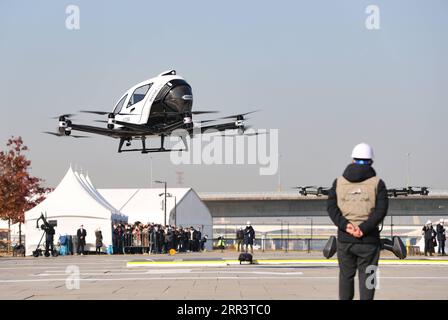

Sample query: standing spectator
[244,221,255,254]
[77,225,87,255]
[133,225,141,247]
[194,227,202,252]
[182,228,189,252]
[200,235,208,251]
[142,225,149,254]
[95,228,103,254]
[150,224,158,254]
[188,227,195,252]
[217,235,225,252]
[327,143,388,300]
[422,220,437,256]
[436,219,446,256]
[236,227,244,252]
[157,226,165,253]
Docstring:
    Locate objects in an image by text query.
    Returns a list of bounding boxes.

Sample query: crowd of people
[422,219,446,256]
[112,222,208,254]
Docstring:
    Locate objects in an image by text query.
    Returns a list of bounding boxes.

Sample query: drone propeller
[293,186,318,189]
[79,110,134,116]
[51,114,76,119]
[221,131,269,137]
[219,110,260,120]
[152,110,219,117]
[42,131,90,139]
[195,119,216,124]
[79,110,109,115]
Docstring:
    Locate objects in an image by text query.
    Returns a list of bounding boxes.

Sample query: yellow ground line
[127,259,448,266]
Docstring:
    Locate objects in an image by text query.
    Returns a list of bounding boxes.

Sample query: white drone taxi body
[46,70,260,153]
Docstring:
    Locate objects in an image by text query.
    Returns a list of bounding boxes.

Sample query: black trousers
[438,240,445,254]
[424,239,434,255]
[77,242,85,254]
[337,241,380,300]
[45,238,54,255]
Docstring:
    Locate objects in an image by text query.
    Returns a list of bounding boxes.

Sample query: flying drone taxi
[45,70,261,153]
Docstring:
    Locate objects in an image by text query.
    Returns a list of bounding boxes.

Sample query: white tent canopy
[24,167,127,255]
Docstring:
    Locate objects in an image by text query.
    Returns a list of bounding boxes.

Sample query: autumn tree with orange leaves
[0,137,48,250]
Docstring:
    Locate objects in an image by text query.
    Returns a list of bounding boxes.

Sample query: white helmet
[246,221,251,226]
[426,220,432,225]
[440,219,444,224]
[351,143,374,160]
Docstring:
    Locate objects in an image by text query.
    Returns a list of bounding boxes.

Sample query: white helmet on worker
[246,221,251,226]
[351,143,374,160]
[426,220,432,225]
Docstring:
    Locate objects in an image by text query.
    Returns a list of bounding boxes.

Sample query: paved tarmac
[0,251,447,300]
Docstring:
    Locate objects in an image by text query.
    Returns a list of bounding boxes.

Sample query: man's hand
[346,223,355,235]
[352,228,363,238]
[346,223,363,238]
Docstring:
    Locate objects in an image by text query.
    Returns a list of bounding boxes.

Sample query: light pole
[306,217,313,253]
[149,156,153,188]
[155,180,167,225]
[406,152,411,188]
[277,219,283,251]
[166,193,177,226]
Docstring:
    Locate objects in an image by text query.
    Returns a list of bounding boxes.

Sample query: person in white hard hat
[243,221,255,254]
[327,142,388,300]
[236,226,244,252]
[436,219,446,256]
[422,220,436,256]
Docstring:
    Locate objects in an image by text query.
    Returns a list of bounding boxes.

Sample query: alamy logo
[365,5,380,30]
[365,265,380,290]
[65,5,80,30]
[169,128,279,176]
[65,265,80,290]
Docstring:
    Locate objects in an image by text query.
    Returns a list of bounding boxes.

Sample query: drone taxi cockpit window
[113,94,128,115]
[127,83,152,108]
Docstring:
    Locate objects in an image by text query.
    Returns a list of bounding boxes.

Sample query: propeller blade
[191,111,219,115]
[79,110,109,115]
[43,131,63,137]
[195,119,216,124]
[51,114,76,119]
[152,110,219,117]
[71,135,90,138]
[244,131,269,137]
[42,131,89,138]
[219,110,260,119]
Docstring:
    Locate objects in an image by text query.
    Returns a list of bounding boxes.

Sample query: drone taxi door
[118,83,152,124]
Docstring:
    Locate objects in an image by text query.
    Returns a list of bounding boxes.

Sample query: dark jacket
[244,226,255,245]
[327,163,388,244]
[95,230,103,247]
[436,224,446,241]
[423,226,436,240]
[77,228,87,245]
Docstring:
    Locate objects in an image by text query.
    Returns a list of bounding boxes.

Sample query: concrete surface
[0,251,447,300]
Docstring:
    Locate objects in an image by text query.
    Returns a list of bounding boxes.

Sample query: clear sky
[0,0,447,191]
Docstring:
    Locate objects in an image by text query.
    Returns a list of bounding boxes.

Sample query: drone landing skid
[119,147,186,154]
[118,135,188,154]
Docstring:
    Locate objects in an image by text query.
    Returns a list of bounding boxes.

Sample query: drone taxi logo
[169,128,279,176]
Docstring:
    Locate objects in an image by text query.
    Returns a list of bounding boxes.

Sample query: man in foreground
[327,143,389,300]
